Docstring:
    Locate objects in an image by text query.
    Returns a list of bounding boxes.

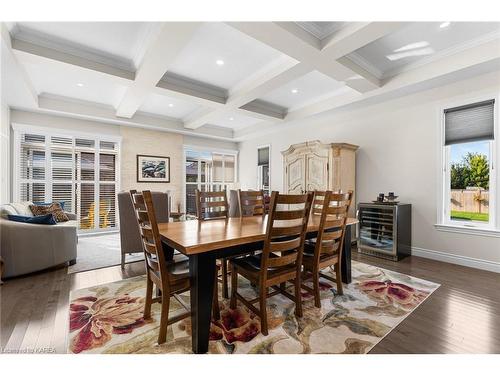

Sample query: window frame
[436,93,499,235]
[12,123,121,234]
[183,145,239,215]
[257,144,271,194]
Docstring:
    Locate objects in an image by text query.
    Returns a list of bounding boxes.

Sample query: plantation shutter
[19,133,46,203]
[445,99,495,145]
[15,129,119,232]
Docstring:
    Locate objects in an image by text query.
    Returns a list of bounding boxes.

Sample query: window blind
[258,147,269,166]
[445,99,495,145]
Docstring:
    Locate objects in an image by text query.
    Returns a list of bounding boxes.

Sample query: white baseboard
[412,246,500,273]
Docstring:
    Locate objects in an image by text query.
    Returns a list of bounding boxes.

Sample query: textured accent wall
[120,126,184,211]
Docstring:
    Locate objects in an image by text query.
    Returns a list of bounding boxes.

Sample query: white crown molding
[161,72,227,103]
[412,246,500,273]
[345,52,384,80]
[295,22,346,41]
[11,25,136,73]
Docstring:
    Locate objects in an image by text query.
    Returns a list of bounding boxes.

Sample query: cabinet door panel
[286,156,305,193]
[306,153,328,191]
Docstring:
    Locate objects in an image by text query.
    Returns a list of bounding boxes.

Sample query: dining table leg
[341,224,352,284]
[189,252,216,354]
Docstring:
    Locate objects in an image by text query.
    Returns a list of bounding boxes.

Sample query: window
[257,145,270,194]
[184,148,237,217]
[441,99,497,230]
[14,127,120,233]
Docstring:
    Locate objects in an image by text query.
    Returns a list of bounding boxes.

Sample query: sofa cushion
[37,201,66,211]
[10,201,34,217]
[30,202,69,222]
[0,204,17,218]
[8,213,57,225]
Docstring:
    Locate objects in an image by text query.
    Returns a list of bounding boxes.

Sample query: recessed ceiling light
[229,117,234,121]
[168,103,174,108]
[291,88,299,94]
[216,59,225,66]
[439,22,451,29]
[76,83,84,87]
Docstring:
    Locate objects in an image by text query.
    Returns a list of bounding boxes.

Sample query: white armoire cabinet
[281,141,358,216]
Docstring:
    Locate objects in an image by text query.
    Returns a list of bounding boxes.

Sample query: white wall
[238,70,500,271]
[0,100,10,204]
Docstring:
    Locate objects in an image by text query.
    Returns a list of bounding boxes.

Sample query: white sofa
[0,202,77,278]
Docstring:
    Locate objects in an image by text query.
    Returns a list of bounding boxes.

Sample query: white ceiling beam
[1,23,38,107]
[184,60,309,129]
[115,22,201,118]
[320,22,406,59]
[228,22,396,93]
[234,37,500,140]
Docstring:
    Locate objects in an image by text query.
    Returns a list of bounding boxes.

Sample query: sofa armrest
[0,219,77,278]
[65,212,77,220]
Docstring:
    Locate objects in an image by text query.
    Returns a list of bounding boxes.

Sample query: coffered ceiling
[2,21,500,141]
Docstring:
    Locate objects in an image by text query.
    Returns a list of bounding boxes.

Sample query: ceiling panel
[12,22,157,70]
[209,111,263,130]
[19,57,129,108]
[258,70,350,111]
[138,93,201,120]
[349,22,500,78]
[168,22,292,91]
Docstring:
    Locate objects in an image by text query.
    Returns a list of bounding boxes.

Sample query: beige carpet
[69,233,143,274]
[68,261,439,354]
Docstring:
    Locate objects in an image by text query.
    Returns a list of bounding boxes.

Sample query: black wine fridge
[357,203,412,261]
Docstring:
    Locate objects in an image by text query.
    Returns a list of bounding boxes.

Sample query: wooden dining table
[158,215,358,354]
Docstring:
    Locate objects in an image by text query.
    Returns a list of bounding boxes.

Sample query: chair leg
[212,273,221,321]
[222,258,229,299]
[259,285,268,336]
[143,277,153,319]
[312,269,321,308]
[158,291,170,345]
[121,253,126,269]
[335,263,343,296]
[229,264,238,309]
[294,273,303,318]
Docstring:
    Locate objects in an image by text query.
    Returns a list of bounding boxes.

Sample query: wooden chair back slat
[259,191,313,277]
[238,189,266,217]
[269,237,302,252]
[270,224,304,237]
[195,189,229,221]
[267,252,298,268]
[273,209,307,220]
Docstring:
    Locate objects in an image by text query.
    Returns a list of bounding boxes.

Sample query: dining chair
[238,189,266,217]
[302,190,353,308]
[229,191,314,335]
[195,188,230,298]
[132,190,220,344]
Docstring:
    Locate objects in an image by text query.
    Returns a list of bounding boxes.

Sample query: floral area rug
[67,261,439,354]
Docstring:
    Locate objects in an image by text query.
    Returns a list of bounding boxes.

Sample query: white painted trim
[11,122,122,143]
[412,246,500,273]
[434,223,500,238]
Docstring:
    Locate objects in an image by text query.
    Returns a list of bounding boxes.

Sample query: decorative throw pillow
[8,213,57,225]
[30,202,69,222]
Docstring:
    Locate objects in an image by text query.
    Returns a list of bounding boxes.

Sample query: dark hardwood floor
[1,251,499,354]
